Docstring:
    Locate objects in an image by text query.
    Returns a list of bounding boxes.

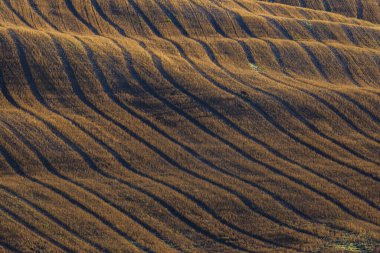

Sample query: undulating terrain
[0,0,379,252]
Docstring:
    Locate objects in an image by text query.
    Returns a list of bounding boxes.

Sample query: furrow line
[0,119,180,253]
[109,39,326,237]
[0,148,71,252]
[209,0,380,165]
[153,0,380,212]
[4,30,156,253]
[124,0,380,226]
[0,202,68,252]
[2,0,33,27]
[63,0,99,34]
[221,2,380,137]
[27,0,59,30]
[0,184,104,252]
[71,35,302,250]
[267,40,380,145]
[0,241,22,253]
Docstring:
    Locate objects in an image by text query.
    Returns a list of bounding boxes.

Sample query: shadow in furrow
[225,1,380,127]
[52,34,272,251]
[71,36,301,250]
[298,0,307,8]
[192,1,380,171]
[152,0,380,210]
[115,38,330,227]
[5,30,155,253]
[327,46,362,87]
[357,0,364,19]
[321,0,332,12]
[2,3,294,245]
[230,42,380,204]
[0,204,69,252]
[0,241,22,253]
[3,0,380,242]
[0,184,103,252]
[1,119,173,253]
[27,0,59,30]
[262,16,293,40]
[95,31,328,238]
[2,0,33,27]
[148,41,380,224]
[0,148,71,252]
[212,0,380,165]
[90,0,126,36]
[268,41,380,145]
[55,0,326,243]
[123,0,380,226]
[63,0,99,34]
[299,42,380,125]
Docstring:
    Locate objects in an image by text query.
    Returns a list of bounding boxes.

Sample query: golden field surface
[0,0,379,252]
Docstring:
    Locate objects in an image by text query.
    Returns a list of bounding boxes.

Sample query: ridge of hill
[0,0,379,252]
[261,0,380,24]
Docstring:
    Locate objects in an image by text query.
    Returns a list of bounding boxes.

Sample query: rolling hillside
[0,0,379,252]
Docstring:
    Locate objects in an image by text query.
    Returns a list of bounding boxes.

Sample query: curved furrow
[0,137,142,252]
[0,241,22,253]
[26,0,334,242]
[204,0,380,164]
[0,150,70,253]
[227,1,380,127]
[298,0,307,8]
[356,0,364,20]
[335,91,380,126]
[3,29,269,252]
[27,0,59,30]
[212,0,380,126]
[108,39,333,237]
[0,118,182,253]
[3,14,290,249]
[55,35,287,249]
[216,2,380,91]
[207,39,380,201]
[298,42,380,126]
[229,1,377,50]
[2,31,158,253]
[90,0,126,36]
[321,0,332,12]
[65,36,306,250]
[186,0,376,164]
[0,140,146,253]
[265,42,380,153]
[140,0,380,207]
[219,2,380,139]
[0,185,103,252]
[108,0,380,225]
[1,0,33,27]
[63,0,99,34]
[296,19,378,87]
[267,40,380,145]
[240,39,380,169]
[89,3,350,229]
[1,0,379,251]
[261,15,294,39]
[121,33,380,232]
[327,46,364,87]
[107,35,335,235]
[141,40,380,225]
[0,203,67,252]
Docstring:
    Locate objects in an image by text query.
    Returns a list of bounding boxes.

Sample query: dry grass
[0,0,379,252]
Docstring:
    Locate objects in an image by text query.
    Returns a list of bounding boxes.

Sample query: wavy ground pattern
[0,0,379,252]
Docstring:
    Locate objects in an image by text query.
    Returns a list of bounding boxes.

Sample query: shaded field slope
[0,0,379,252]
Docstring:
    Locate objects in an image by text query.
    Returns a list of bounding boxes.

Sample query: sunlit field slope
[0,0,379,252]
